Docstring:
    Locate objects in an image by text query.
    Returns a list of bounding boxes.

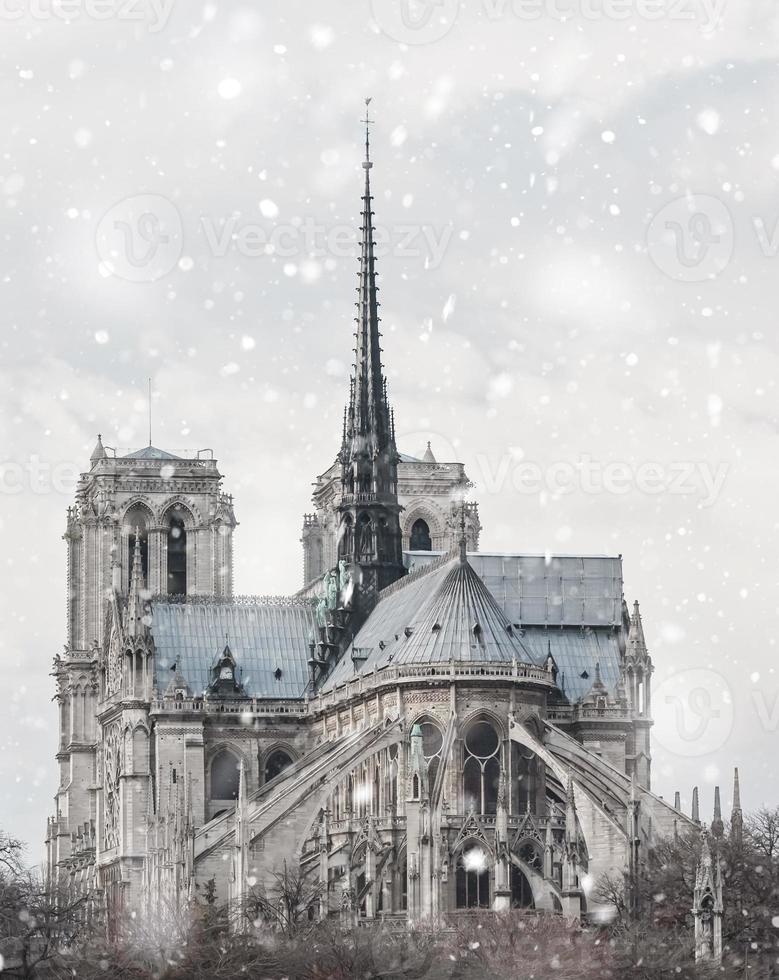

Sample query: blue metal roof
[150,599,316,699]
[405,552,622,627]
[323,555,623,699]
[521,627,622,702]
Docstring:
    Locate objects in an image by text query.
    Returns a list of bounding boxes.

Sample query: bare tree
[745,806,779,862]
[246,861,324,938]
[0,838,88,980]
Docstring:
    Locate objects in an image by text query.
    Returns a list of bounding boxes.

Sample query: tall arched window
[510,863,535,909]
[456,842,490,909]
[357,513,373,558]
[264,749,293,783]
[463,720,501,814]
[419,721,443,790]
[210,749,241,800]
[410,518,432,551]
[167,513,187,595]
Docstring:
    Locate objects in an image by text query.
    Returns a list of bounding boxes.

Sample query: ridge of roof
[377,547,459,602]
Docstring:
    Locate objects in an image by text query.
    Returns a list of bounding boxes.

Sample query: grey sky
[1,0,777,856]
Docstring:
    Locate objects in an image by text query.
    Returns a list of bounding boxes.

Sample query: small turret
[692,786,700,824]
[90,433,107,464]
[422,441,436,464]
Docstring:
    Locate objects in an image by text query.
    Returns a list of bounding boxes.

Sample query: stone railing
[315,660,555,712]
[151,696,307,717]
[94,456,220,471]
[547,705,629,722]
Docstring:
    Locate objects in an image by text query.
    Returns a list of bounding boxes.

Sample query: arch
[159,497,201,527]
[409,518,432,551]
[509,863,535,909]
[508,851,562,913]
[209,748,242,801]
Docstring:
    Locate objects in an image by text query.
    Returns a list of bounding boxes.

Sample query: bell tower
[336,100,405,602]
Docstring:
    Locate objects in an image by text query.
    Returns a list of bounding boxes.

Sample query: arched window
[124,505,150,583]
[513,745,539,814]
[462,720,501,814]
[410,518,432,551]
[510,863,535,909]
[167,512,187,595]
[419,721,443,790]
[357,513,373,558]
[210,749,241,800]
[456,842,490,909]
[339,515,354,558]
[264,749,293,783]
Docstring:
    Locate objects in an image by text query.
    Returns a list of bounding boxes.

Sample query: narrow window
[167,515,187,595]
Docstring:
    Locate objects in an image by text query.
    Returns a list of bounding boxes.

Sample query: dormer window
[208,642,244,697]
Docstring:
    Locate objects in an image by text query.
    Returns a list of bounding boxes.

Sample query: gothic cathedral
[46,119,730,936]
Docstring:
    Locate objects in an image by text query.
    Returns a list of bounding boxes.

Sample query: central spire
[336,100,405,602]
[340,97,395,466]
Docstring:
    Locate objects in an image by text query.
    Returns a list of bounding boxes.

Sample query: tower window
[410,518,432,551]
[167,514,187,595]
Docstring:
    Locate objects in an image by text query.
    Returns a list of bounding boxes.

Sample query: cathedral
[44,115,733,949]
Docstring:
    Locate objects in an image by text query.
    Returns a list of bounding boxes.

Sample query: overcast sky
[1,0,777,857]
